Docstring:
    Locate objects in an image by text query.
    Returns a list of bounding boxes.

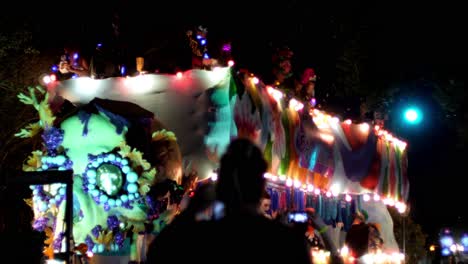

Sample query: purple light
[107,215,119,230]
[91,225,102,238]
[114,231,125,247]
[441,248,450,256]
[32,216,49,231]
[73,53,79,60]
[203,53,209,59]
[310,98,317,107]
[222,43,231,52]
[72,74,78,79]
[196,35,202,39]
[97,43,102,48]
[120,65,126,76]
[42,127,64,154]
[53,232,65,250]
[51,65,58,72]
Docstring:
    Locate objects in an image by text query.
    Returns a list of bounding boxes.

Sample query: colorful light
[345,194,352,202]
[440,236,454,247]
[461,234,468,247]
[374,194,381,201]
[222,43,231,51]
[289,98,304,111]
[403,107,423,124]
[266,86,284,102]
[363,194,371,202]
[252,77,259,85]
[209,172,218,181]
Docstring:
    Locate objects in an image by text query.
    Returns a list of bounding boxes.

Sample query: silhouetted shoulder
[208,214,312,264]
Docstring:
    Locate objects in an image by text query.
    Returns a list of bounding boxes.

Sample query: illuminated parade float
[16,46,409,263]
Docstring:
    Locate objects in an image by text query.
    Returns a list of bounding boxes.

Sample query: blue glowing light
[440,236,454,247]
[461,235,468,247]
[403,107,423,124]
[441,248,451,256]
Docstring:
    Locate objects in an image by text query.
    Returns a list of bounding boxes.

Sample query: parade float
[16,39,409,263]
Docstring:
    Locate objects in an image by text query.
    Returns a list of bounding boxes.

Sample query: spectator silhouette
[345,210,371,259]
[146,138,312,264]
[210,138,312,264]
[145,182,217,263]
[58,42,92,79]
[259,189,274,219]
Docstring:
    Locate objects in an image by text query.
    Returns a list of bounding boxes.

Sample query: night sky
[3,0,465,238]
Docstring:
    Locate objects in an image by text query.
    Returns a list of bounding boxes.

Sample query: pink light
[294,180,301,188]
[49,74,56,82]
[42,75,51,84]
[373,194,380,201]
[176,72,183,79]
[363,194,371,202]
[310,98,317,107]
[289,98,304,111]
[228,60,235,67]
[344,119,352,125]
[266,86,284,102]
[345,194,352,202]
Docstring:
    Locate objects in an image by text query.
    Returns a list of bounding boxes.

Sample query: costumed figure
[58,44,90,79]
[186,25,213,69]
[270,46,299,96]
[300,68,318,107]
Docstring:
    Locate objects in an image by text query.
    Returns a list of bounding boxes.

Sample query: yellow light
[359,122,370,133]
[429,245,436,252]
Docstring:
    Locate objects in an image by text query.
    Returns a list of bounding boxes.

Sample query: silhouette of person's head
[216,138,267,215]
